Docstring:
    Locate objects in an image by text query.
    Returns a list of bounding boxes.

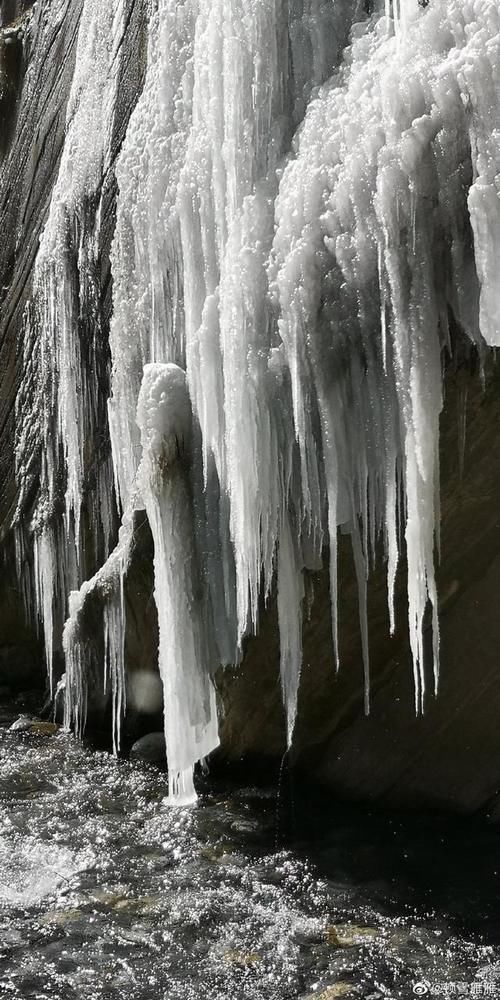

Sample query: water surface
[1,703,499,999]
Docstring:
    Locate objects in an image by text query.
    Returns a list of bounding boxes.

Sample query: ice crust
[12,0,500,799]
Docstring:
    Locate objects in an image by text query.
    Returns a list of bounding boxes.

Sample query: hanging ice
[14,0,127,691]
[136,363,219,803]
[62,517,130,751]
[100,0,356,789]
[271,0,500,710]
[12,0,500,798]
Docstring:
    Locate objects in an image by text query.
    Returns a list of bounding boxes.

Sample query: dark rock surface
[129,731,166,764]
[0,0,82,529]
[0,1,84,685]
[218,360,500,818]
[0,643,40,691]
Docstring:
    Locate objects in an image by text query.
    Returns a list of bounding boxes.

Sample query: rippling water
[1,701,499,1000]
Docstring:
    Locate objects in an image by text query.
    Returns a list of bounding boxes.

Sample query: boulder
[129,732,166,765]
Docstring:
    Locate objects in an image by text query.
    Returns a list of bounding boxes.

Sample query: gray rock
[129,732,166,764]
[9,715,59,735]
[9,714,34,731]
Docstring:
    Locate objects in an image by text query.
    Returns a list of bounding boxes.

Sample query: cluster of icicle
[12,0,500,802]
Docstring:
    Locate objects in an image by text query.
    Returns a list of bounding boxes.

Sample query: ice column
[136,364,219,803]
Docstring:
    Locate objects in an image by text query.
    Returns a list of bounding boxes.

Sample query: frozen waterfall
[10,0,500,800]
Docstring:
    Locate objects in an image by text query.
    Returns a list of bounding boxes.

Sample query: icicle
[14,0,128,685]
[277,512,304,745]
[385,454,399,636]
[103,0,356,781]
[136,363,219,804]
[63,517,133,744]
[33,528,57,696]
[271,0,500,712]
[107,0,197,513]
[104,590,126,756]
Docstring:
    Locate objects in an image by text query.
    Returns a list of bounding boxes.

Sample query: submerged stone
[303,984,353,1000]
[325,925,379,948]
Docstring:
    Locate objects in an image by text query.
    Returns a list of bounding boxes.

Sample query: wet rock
[223,949,261,968]
[325,924,378,947]
[112,894,163,914]
[129,732,166,763]
[27,721,59,736]
[325,926,342,947]
[39,909,85,927]
[200,842,236,863]
[291,926,328,947]
[9,714,35,731]
[89,886,129,906]
[230,818,260,835]
[9,716,59,736]
[303,984,353,1000]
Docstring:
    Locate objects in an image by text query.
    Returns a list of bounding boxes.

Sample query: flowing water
[1,699,499,1000]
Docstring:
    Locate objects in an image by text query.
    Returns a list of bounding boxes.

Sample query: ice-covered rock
[8,0,500,802]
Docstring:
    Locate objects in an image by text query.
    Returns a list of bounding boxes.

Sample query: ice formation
[14,0,125,693]
[136,363,219,803]
[10,0,500,798]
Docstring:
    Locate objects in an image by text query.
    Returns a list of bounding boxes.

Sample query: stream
[1,698,499,1000]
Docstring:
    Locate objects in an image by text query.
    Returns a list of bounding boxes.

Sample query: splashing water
[0,716,498,1000]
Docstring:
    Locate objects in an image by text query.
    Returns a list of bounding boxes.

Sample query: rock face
[0,1,81,527]
[2,1,500,818]
[0,0,148,690]
[0,2,79,689]
[218,361,500,818]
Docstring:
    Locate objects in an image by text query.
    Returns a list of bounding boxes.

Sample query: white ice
[136,362,219,803]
